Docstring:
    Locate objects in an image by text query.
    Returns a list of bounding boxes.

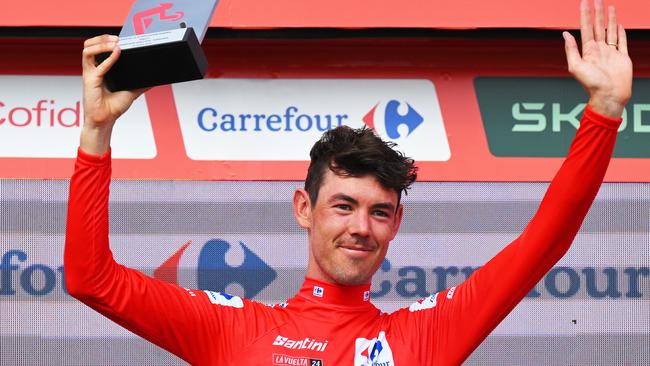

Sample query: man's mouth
[337,243,374,258]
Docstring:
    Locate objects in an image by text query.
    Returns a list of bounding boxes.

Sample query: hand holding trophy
[99,0,220,91]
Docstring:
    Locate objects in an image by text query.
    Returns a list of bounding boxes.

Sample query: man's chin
[330,267,372,286]
[334,277,370,286]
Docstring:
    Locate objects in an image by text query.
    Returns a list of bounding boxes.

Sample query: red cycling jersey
[65,106,620,366]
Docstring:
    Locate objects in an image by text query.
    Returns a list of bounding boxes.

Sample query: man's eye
[335,204,352,211]
[373,210,390,218]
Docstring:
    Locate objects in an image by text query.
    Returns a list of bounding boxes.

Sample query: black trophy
[98,0,219,91]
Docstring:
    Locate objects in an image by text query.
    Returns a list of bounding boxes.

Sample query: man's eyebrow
[372,202,396,212]
[328,194,395,212]
[328,193,358,205]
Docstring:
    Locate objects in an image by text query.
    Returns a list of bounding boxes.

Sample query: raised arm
[397,1,633,364]
[64,37,264,365]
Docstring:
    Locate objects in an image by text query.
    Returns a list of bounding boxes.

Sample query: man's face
[293,169,403,286]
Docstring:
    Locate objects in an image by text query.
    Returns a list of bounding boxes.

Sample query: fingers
[81,34,119,73]
[593,0,605,42]
[83,34,118,48]
[618,24,628,55]
[580,0,594,45]
[563,31,581,74]
[606,5,618,46]
[580,1,623,50]
[95,47,121,77]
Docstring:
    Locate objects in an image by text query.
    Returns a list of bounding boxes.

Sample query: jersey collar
[297,277,372,307]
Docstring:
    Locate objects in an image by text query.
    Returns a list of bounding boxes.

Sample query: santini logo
[272,336,329,352]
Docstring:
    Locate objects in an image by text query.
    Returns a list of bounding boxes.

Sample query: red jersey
[65,107,620,365]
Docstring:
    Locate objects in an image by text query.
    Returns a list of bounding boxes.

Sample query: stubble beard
[326,254,373,286]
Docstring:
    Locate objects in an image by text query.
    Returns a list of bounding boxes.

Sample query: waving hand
[563,0,632,118]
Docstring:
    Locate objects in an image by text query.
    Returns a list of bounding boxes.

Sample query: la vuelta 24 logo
[132,2,184,35]
[154,239,277,299]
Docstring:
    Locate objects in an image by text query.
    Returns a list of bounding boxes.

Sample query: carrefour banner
[1,75,650,181]
[173,79,449,161]
[1,179,648,365]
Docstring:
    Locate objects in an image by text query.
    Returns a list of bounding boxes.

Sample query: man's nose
[349,211,370,237]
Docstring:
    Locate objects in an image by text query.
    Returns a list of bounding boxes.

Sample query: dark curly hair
[304,126,417,206]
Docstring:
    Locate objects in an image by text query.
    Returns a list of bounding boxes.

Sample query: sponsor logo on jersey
[446,286,456,299]
[273,335,329,352]
[408,292,438,312]
[154,238,277,299]
[313,286,324,297]
[204,290,244,308]
[272,354,323,366]
[354,331,394,366]
[183,288,197,297]
[266,302,288,308]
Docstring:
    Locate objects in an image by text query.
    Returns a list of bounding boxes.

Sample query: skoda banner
[475,77,650,157]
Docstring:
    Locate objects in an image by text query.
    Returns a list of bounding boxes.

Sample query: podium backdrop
[1,6,650,364]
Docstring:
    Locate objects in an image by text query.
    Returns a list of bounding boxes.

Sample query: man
[65,1,632,364]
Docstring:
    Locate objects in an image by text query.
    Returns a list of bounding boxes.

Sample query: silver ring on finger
[607,42,618,47]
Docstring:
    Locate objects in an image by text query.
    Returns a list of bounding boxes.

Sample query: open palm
[563,0,632,118]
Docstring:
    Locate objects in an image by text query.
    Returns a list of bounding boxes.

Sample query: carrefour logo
[154,238,277,299]
[174,79,450,161]
[363,100,424,139]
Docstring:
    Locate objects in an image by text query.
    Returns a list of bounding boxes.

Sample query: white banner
[0,75,156,158]
[173,79,450,161]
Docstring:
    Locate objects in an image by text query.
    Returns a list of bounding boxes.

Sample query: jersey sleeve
[64,148,274,365]
[388,106,622,365]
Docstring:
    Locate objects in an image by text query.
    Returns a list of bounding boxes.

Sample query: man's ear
[293,188,312,229]
[390,204,404,240]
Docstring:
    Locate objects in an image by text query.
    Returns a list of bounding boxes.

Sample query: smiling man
[65,1,632,365]
[296,127,413,287]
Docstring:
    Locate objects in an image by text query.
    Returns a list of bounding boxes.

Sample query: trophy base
[98,27,208,92]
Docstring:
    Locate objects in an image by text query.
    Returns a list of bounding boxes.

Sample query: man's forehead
[319,170,399,204]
